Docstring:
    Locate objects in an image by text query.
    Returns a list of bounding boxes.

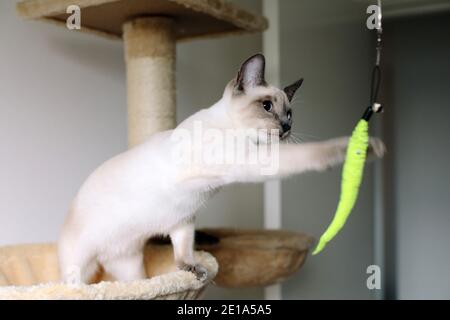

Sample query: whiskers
[283,131,321,144]
[285,133,304,144]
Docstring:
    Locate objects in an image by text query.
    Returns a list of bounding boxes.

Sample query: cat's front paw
[368,137,386,159]
[178,262,208,281]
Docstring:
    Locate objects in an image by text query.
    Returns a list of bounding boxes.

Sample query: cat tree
[1,0,313,300]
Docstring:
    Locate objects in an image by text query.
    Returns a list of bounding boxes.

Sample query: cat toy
[313,1,384,255]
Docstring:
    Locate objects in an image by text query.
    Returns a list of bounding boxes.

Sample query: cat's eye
[262,100,273,112]
[287,110,292,120]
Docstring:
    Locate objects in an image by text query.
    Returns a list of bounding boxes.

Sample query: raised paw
[368,137,386,158]
[178,263,208,282]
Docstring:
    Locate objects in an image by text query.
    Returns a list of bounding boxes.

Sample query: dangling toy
[313,1,384,255]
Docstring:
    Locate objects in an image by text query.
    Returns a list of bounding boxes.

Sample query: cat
[58,54,385,283]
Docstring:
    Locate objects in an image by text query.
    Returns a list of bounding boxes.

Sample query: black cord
[363,2,384,122]
[362,66,382,121]
[370,65,381,106]
[363,52,383,121]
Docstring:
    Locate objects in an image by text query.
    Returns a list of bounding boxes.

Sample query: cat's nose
[281,122,291,133]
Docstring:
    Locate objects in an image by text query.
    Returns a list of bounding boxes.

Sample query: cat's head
[224,54,303,143]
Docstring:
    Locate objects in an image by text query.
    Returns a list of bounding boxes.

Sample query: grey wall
[279,0,376,299]
[0,0,263,299]
[384,12,450,299]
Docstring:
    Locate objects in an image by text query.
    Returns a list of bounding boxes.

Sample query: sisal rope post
[123,17,176,148]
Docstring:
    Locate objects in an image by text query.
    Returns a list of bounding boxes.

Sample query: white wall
[0,0,263,299]
[278,0,376,299]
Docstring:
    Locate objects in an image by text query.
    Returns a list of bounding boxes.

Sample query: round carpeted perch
[0,244,218,300]
[0,229,313,299]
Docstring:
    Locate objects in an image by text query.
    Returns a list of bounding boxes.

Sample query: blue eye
[287,110,292,120]
[263,100,273,112]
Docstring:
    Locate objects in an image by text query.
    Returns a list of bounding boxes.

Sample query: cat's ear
[284,78,304,102]
[235,54,266,92]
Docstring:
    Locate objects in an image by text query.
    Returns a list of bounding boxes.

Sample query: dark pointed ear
[235,54,266,92]
[284,78,304,102]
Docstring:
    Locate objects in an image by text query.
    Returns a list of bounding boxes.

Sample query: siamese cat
[59,54,385,283]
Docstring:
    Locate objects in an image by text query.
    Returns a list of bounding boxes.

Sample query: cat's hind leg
[170,220,207,281]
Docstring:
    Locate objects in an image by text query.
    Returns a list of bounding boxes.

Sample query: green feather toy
[312,1,384,255]
[313,105,383,256]
[312,119,370,255]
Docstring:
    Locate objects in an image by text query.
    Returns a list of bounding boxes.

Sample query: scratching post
[123,17,176,147]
